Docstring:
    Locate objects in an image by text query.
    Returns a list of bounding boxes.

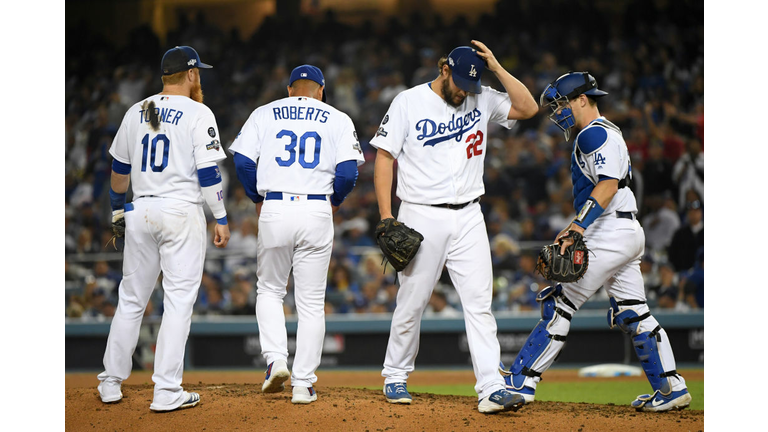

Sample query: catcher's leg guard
[607,297,689,409]
[501,285,576,402]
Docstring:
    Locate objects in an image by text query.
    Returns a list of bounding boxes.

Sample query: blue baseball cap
[447,46,484,94]
[289,64,327,102]
[161,46,212,75]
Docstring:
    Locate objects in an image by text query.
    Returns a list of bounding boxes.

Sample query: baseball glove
[112,209,126,238]
[536,230,589,283]
[106,209,126,250]
[375,218,424,272]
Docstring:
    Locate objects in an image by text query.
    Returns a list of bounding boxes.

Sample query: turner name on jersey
[109,94,225,204]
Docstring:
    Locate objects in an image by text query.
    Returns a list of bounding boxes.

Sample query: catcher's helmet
[540,72,608,140]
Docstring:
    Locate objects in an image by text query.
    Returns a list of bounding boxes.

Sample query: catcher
[500,72,691,412]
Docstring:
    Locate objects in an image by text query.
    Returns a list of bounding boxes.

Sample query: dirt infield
[66,370,703,431]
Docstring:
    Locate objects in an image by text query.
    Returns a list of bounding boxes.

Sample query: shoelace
[393,383,407,394]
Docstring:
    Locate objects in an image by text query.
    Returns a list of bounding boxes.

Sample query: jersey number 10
[275,129,321,169]
[141,133,170,172]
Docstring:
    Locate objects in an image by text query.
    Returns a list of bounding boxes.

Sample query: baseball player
[371,41,539,413]
[500,72,692,412]
[229,64,364,404]
[97,46,230,412]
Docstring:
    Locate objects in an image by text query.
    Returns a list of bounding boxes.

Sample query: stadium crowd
[65,0,704,320]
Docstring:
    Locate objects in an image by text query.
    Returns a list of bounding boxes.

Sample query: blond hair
[437,56,449,72]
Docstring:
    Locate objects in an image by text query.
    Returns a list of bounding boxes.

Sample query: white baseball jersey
[369,83,515,204]
[228,96,364,194]
[109,94,226,201]
[571,117,638,216]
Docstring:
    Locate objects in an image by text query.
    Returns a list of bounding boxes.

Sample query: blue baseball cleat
[499,361,536,403]
[478,389,525,413]
[631,389,692,412]
[383,382,412,404]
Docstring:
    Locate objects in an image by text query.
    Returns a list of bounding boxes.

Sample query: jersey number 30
[275,129,321,169]
[141,133,169,172]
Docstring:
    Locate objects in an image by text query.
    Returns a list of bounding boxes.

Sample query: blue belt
[265,192,326,201]
[616,211,635,220]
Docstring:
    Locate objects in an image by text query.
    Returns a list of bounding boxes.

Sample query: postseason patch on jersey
[376,127,388,137]
[382,114,389,125]
[207,139,221,151]
[352,131,362,153]
[208,127,216,138]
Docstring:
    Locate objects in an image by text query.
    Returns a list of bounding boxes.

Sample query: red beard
[191,81,204,104]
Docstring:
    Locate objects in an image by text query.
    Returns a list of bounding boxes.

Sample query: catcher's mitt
[536,230,588,283]
[375,218,424,272]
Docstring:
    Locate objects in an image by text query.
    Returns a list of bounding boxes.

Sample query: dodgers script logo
[416,109,482,147]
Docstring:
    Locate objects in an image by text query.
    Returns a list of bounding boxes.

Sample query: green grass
[367,380,704,411]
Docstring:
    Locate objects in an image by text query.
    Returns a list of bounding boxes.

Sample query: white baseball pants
[255,195,333,388]
[99,197,206,410]
[382,201,505,399]
[522,215,685,392]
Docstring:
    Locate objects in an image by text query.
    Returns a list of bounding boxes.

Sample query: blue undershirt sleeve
[331,160,359,206]
[233,152,263,203]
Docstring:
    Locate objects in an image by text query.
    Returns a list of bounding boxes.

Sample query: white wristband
[201,183,227,221]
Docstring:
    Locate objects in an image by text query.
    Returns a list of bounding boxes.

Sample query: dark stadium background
[64,0,703,359]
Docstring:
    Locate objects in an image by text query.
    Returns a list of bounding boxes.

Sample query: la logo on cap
[469,64,477,77]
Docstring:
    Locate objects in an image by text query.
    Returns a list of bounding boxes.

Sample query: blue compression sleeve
[331,160,359,206]
[109,188,126,211]
[197,165,222,187]
[233,152,263,203]
[112,159,131,175]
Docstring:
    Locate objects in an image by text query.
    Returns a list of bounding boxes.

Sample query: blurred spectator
[640,254,659,295]
[641,194,681,256]
[678,247,704,309]
[425,290,461,317]
[672,138,704,212]
[651,261,678,308]
[196,272,227,315]
[490,233,520,272]
[505,252,544,312]
[228,270,256,315]
[641,140,676,209]
[93,260,122,302]
[667,199,703,273]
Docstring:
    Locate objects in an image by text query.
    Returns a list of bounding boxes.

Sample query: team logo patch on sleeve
[206,139,221,151]
[208,127,216,138]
